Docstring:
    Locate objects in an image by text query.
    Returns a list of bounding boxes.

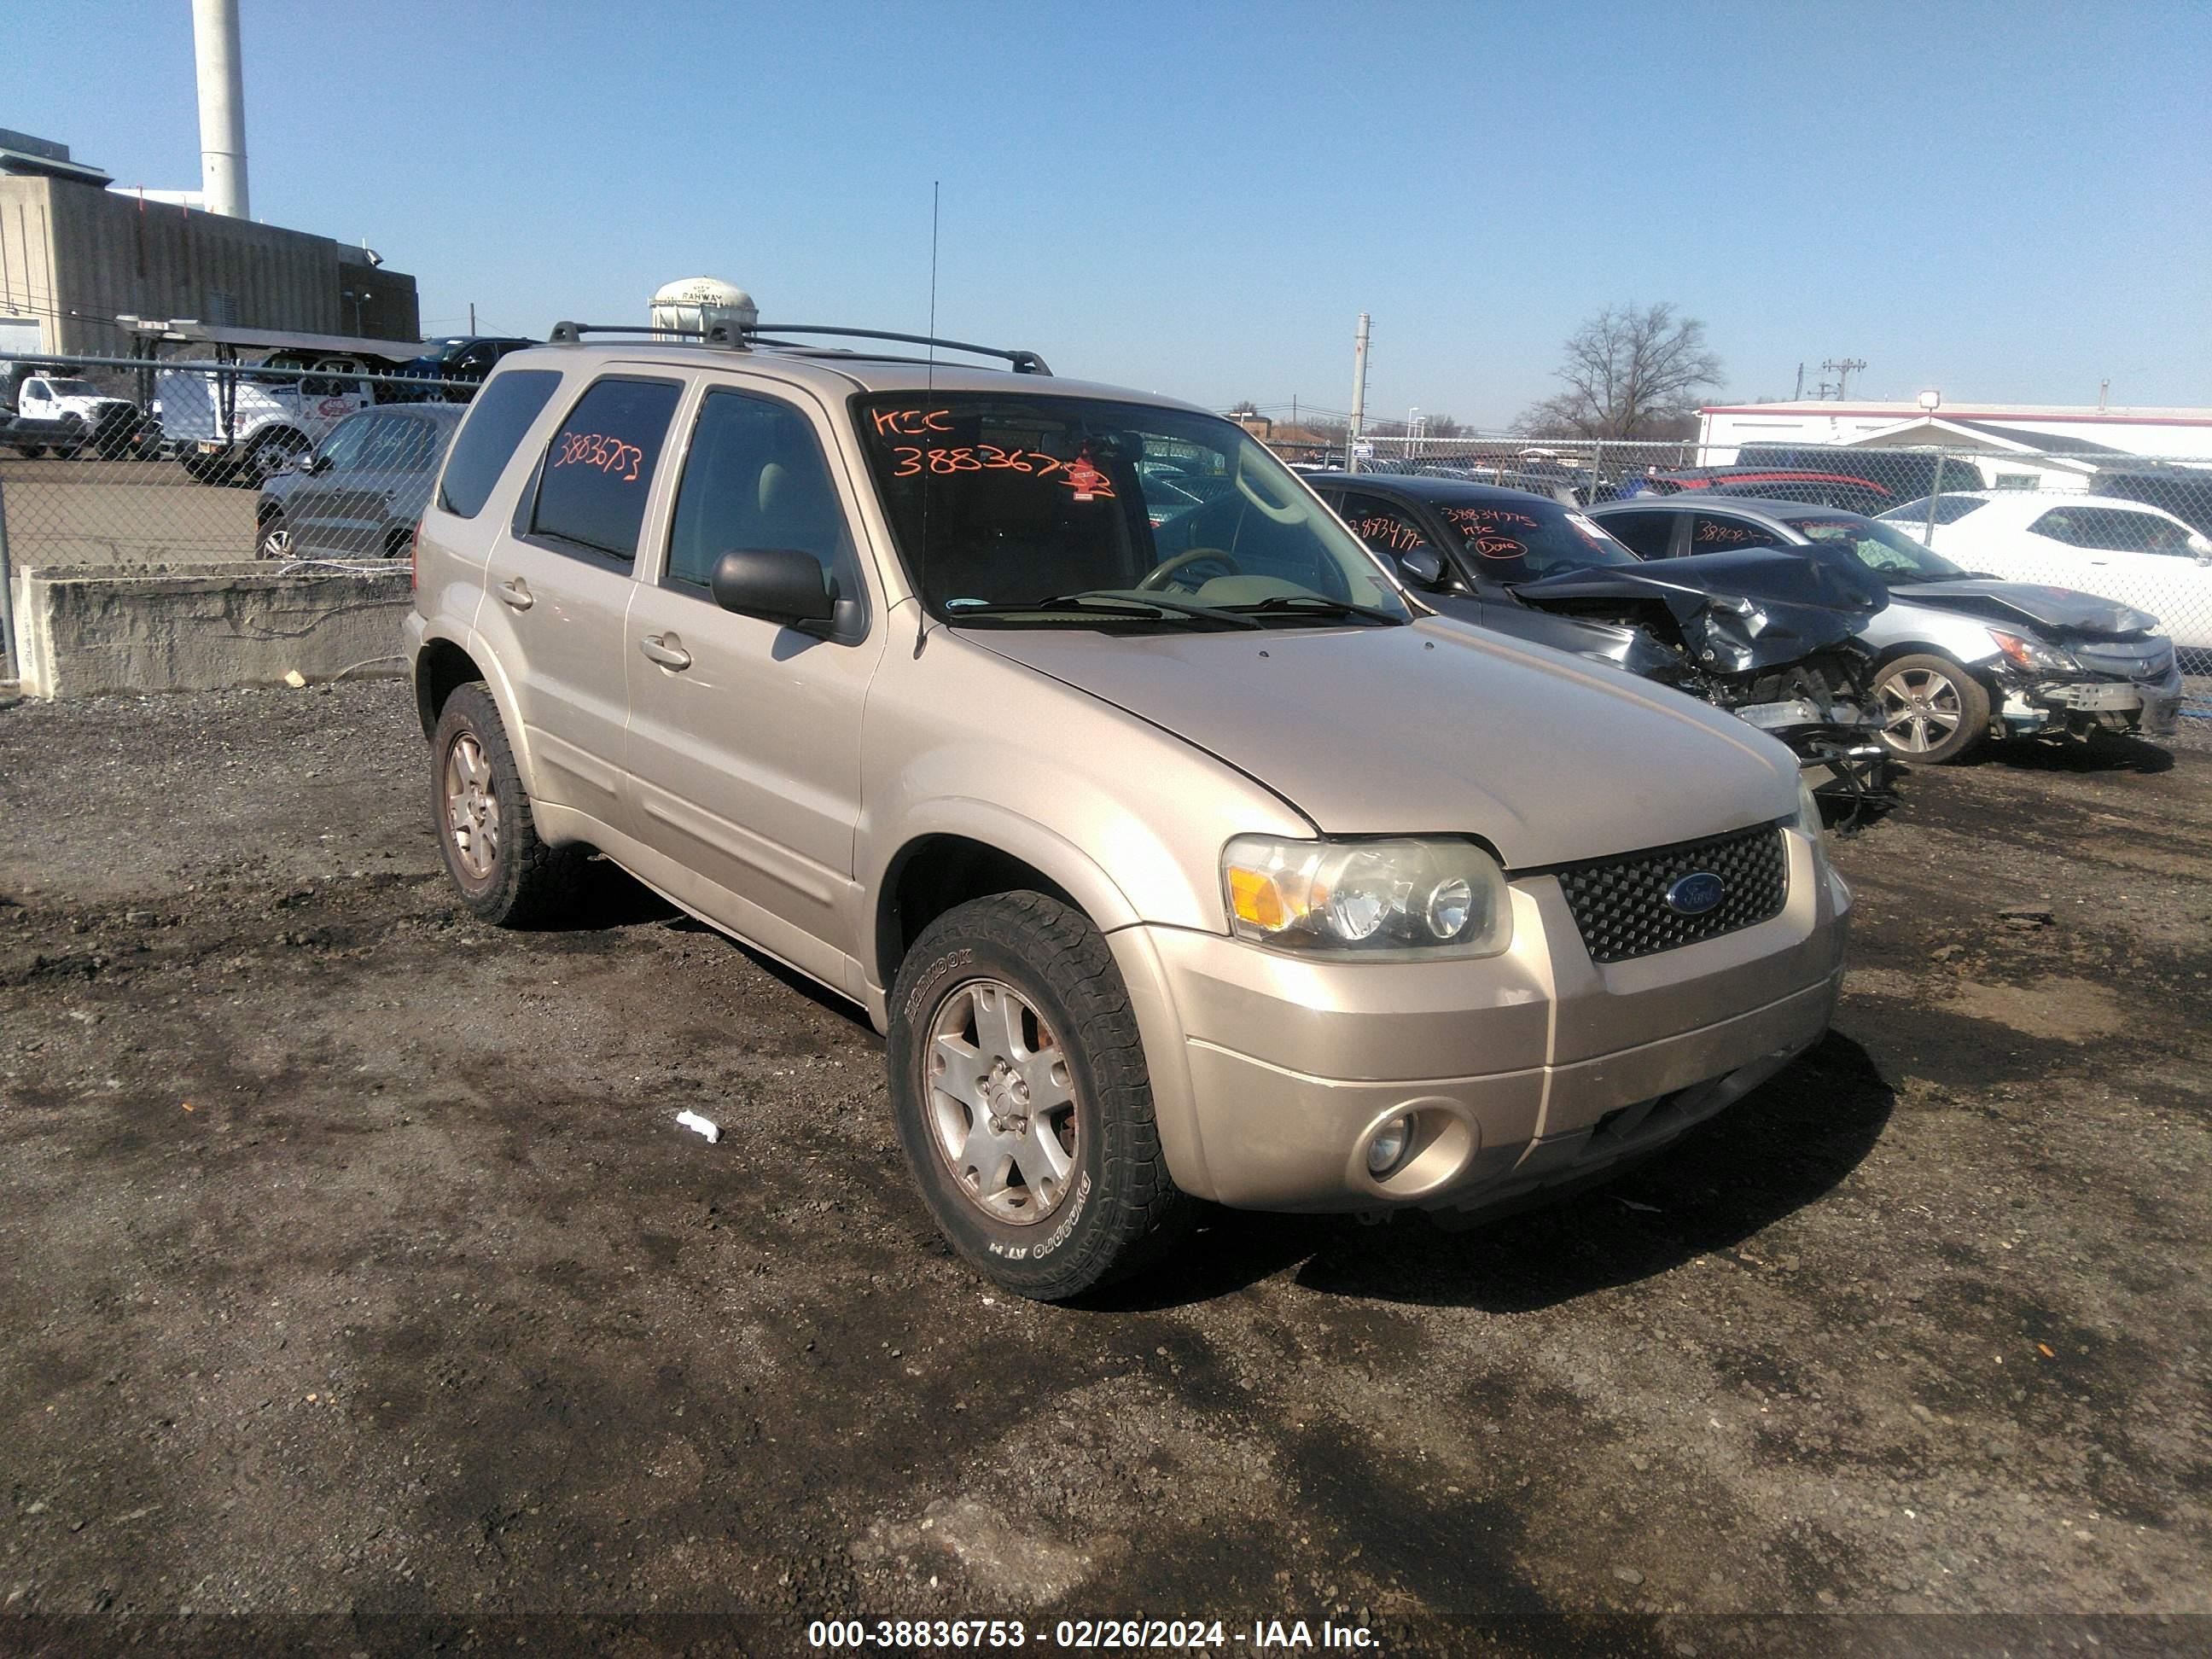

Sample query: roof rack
[545,319,1051,375]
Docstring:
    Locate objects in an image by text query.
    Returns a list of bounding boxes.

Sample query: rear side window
[530,377,682,563]
[1690,512,1786,550]
[437,369,561,517]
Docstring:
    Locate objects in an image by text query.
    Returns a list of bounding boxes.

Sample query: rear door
[479,372,684,827]
[621,381,886,987]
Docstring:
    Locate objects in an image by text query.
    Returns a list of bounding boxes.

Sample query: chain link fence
[1,354,485,678]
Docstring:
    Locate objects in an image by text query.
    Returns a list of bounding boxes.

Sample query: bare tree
[1516,303,1723,439]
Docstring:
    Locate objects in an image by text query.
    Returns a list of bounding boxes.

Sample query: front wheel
[1872,653,1992,763]
[888,891,1192,1301]
[256,512,293,560]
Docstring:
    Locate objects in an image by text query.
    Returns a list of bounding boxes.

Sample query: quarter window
[530,376,682,563]
[439,369,562,517]
[665,390,857,596]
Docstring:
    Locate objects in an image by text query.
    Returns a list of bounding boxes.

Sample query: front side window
[1595,509,1678,559]
[854,393,1407,630]
[2075,508,2193,554]
[666,389,856,595]
[438,368,561,517]
[2029,508,2087,546]
[315,413,377,472]
[529,376,681,562]
[1435,497,1640,581]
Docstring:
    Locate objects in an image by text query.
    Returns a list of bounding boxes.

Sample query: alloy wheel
[1877,667,1963,754]
[924,979,1082,1225]
[443,731,499,880]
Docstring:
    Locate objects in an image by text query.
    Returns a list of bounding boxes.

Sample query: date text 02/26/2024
[806,1618,1382,1650]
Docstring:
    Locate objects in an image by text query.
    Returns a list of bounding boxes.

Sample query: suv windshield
[855,393,1408,630]
[1784,515,1970,583]
[1435,498,1641,580]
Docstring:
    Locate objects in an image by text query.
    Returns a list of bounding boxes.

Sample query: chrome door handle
[639,633,692,671]
[497,577,533,610]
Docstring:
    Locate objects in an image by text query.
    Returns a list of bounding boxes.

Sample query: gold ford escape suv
[405,316,1853,1301]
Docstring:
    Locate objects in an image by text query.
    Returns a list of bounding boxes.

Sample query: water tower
[649,278,758,340]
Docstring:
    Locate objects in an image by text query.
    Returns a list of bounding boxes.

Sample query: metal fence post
[0,469,16,684]
[1589,439,1605,506]
[1924,450,1946,547]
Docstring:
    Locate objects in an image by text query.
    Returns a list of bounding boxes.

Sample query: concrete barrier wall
[10,562,410,699]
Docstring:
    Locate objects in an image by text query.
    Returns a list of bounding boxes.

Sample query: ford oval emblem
[1667,871,1727,916]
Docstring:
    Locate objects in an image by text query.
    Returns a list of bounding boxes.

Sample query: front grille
[2074,641,2174,682]
[1546,824,1789,964]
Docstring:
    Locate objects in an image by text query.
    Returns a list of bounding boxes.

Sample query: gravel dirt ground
[1,683,2207,1656]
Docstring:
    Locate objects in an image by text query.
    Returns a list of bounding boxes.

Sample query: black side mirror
[710,548,838,626]
[1395,545,1447,589]
[305,452,333,476]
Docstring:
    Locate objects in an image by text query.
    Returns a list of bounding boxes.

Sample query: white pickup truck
[3,373,150,458]
[158,353,375,484]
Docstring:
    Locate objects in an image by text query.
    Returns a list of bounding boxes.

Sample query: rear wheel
[429,683,584,926]
[1873,653,1991,763]
[888,892,1192,1301]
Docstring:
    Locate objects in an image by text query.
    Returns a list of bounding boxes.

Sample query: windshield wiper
[1222,595,1404,625]
[941,594,1260,630]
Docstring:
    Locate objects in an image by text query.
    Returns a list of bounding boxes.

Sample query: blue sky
[10,1,2208,424]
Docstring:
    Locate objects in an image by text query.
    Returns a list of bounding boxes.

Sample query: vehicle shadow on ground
[1962,732,2176,776]
[1102,1031,1894,1314]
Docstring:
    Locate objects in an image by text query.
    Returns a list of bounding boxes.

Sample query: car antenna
[914,181,941,660]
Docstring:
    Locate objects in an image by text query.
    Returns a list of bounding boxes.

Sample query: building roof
[0,128,111,189]
[1703,399,2212,428]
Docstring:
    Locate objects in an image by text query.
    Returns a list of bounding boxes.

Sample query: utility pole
[1348,311,1371,473]
[1821,357,1866,400]
[469,301,476,335]
[1794,362,1804,400]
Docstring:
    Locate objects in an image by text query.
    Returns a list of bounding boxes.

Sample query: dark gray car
[254,404,466,560]
[1307,472,1890,788]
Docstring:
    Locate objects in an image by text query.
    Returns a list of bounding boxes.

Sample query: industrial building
[1697,396,2212,469]
[0,128,419,359]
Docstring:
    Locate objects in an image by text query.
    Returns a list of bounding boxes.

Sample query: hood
[1511,549,1886,674]
[1885,579,2157,638]
[960,620,1799,868]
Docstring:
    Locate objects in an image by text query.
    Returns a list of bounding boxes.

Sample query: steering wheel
[1138,547,1242,592]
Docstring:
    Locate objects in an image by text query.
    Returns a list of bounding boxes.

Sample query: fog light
[1366,1115,1416,1177]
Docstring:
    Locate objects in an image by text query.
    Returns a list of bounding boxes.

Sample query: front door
[477,372,684,827]
[623,384,884,987]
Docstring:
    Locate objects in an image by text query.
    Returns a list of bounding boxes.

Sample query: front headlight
[1988,628,2083,676]
[1222,835,1512,959]
[1795,775,1825,843]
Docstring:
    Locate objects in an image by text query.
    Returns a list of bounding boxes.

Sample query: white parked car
[1879,492,2212,650]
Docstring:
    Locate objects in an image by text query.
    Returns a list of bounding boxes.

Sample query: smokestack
[191,0,249,218]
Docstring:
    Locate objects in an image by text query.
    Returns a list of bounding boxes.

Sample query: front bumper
[2000,660,2184,739]
[1109,828,1850,1216]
